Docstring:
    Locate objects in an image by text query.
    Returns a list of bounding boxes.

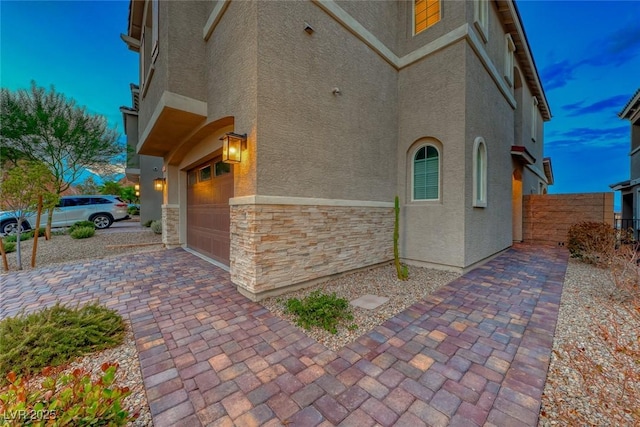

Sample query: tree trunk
[31,195,43,268]
[16,219,23,270]
[0,238,8,272]
[46,206,54,240]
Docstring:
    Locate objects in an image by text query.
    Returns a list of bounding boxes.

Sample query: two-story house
[610,89,640,230]
[122,0,552,301]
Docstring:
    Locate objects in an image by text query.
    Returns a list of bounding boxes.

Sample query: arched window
[413,145,440,200]
[473,137,487,207]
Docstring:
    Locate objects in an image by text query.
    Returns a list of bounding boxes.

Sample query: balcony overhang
[511,145,536,165]
[542,157,554,185]
[138,92,208,157]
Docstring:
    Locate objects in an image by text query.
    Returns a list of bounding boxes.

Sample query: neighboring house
[610,89,640,231]
[120,83,163,224]
[122,0,553,300]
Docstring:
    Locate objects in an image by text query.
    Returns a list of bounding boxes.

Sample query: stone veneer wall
[161,204,180,247]
[523,193,614,247]
[230,204,394,300]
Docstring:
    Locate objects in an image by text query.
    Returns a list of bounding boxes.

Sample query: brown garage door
[187,157,234,265]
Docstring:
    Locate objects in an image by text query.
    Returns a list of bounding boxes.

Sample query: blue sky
[1,1,639,209]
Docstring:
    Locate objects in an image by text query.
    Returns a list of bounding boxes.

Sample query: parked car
[0,195,130,235]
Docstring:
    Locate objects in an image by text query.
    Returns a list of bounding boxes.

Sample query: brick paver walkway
[0,244,568,426]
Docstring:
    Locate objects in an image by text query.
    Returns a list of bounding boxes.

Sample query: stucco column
[162,164,181,247]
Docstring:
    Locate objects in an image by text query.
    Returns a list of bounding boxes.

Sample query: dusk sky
[1,1,639,210]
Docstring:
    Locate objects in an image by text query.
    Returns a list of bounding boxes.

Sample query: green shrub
[0,303,125,381]
[142,219,154,227]
[285,291,355,334]
[0,364,135,426]
[68,220,95,234]
[2,242,16,253]
[127,205,139,215]
[69,226,95,239]
[567,221,616,265]
[150,220,162,235]
[2,231,32,243]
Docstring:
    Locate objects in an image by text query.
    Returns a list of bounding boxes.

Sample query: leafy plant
[69,226,95,239]
[2,242,16,253]
[127,205,139,215]
[150,220,162,235]
[142,219,154,228]
[567,221,617,265]
[285,291,354,334]
[68,220,95,234]
[0,364,136,426]
[0,303,125,381]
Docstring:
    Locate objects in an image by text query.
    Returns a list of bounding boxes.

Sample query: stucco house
[610,89,640,231]
[122,0,553,301]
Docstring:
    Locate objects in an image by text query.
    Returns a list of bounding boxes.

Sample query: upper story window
[413,144,440,200]
[531,96,539,142]
[474,0,489,42]
[504,34,515,86]
[140,0,159,97]
[414,0,441,35]
[473,137,487,207]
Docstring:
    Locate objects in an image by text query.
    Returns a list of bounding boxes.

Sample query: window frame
[474,0,489,43]
[472,137,488,208]
[531,96,539,142]
[413,0,442,36]
[504,34,515,87]
[411,143,441,202]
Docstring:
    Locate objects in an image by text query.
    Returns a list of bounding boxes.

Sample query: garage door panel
[186,158,232,265]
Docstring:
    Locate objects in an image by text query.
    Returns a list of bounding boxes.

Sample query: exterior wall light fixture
[221,132,247,164]
[153,177,166,192]
[134,183,140,197]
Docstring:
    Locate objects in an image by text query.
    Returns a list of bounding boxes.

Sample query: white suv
[0,195,130,235]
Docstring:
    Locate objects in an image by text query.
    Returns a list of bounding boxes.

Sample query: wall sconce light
[134,184,140,191]
[221,132,247,164]
[153,177,166,192]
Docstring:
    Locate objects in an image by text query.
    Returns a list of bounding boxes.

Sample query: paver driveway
[0,244,568,426]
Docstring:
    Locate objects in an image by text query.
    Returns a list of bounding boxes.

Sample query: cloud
[541,20,640,91]
[582,21,640,67]
[562,95,630,117]
[546,125,629,149]
[540,60,576,91]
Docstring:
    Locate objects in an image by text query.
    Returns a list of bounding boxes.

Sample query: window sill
[473,201,487,208]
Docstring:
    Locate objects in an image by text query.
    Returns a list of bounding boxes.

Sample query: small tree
[0,161,58,270]
[76,176,101,195]
[120,186,138,203]
[100,181,122,196]
[0,82,124,236]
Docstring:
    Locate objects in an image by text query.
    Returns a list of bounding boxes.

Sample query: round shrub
[2,242,16,253]
[70,226,95,239]
[150,220,162,235]
[142,219,154,228]
[69,220,96,234]
[567,221,616,265]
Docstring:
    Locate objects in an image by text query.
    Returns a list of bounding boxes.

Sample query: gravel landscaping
[1,225,162,272]
[538,259,640,426]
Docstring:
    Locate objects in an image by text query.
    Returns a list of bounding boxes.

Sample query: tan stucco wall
[205,0,259,199]
[463,42,514,267]
[523,193,615,246]
[397,41,467,269]
[336,0,397,52]
[254,0,397,202]
[167,1,208,102]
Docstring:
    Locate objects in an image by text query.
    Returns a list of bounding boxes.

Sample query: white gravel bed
[2,229,163,272]
[539,259,640,426]
[261,263,460,351]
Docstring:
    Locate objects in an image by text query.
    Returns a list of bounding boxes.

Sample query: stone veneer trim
[230,204,394,300]
[161,204,181,247]
[229,195,394,208]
